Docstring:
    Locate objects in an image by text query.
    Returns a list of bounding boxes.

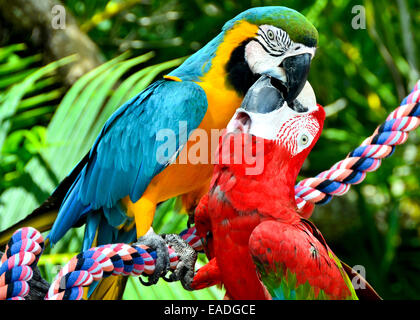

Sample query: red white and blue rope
[44,227,203,300]
[0,227,44,300]
[294,80,420,211]
[0,227,202,300]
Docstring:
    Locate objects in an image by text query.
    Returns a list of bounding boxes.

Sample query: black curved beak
[257,53,312,112]
[240,76,284,114]
[241,75,308,114]
[281,53,312,104]
[229,76,280,133]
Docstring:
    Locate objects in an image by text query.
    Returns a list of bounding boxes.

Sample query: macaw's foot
[133,229,170,286]
[162,233,197,291]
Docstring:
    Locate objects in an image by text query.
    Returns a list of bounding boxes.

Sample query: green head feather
[223,6,318,48]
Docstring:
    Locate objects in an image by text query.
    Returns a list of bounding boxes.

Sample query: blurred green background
[0,0,419,299]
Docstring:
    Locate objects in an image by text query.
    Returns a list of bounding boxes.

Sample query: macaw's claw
[162,233,197,291]
[133,230,170,286]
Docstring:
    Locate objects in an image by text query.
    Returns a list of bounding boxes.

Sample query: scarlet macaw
[192,76,381,299]
[0,6,318,296]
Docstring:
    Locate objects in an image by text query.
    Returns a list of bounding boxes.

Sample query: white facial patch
[244,25,316,80]
[245,41,287,82]
[275,114,319,156]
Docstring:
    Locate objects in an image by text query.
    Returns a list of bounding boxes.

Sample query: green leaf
[0,55,75,150]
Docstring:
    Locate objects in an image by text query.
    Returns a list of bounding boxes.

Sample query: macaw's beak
[264,53,312,106]
[240,75,309,114]
[227,76,276,133]
[282,53,312,104]
[227,74,313,135]
[240,75,284,114]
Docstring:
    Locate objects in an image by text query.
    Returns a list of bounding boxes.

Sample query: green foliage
[0,45,73,227]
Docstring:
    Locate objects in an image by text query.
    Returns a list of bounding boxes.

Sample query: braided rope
[44,227,203,300]
[0,227,44,300]
[294,80,420,210]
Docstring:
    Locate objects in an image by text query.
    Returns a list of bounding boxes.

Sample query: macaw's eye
[267,30,275,41]
[300,134,309,145]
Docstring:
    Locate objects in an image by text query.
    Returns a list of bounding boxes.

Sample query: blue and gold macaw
[0,6,318,298]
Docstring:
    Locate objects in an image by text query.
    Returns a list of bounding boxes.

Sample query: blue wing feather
[48,79,208,245]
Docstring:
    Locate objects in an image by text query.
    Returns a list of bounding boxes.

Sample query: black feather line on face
[225,39,260,97]
[278,30,292,48]
[254,39,285,57]
[259,28,291,56]
[259,31,277,51]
